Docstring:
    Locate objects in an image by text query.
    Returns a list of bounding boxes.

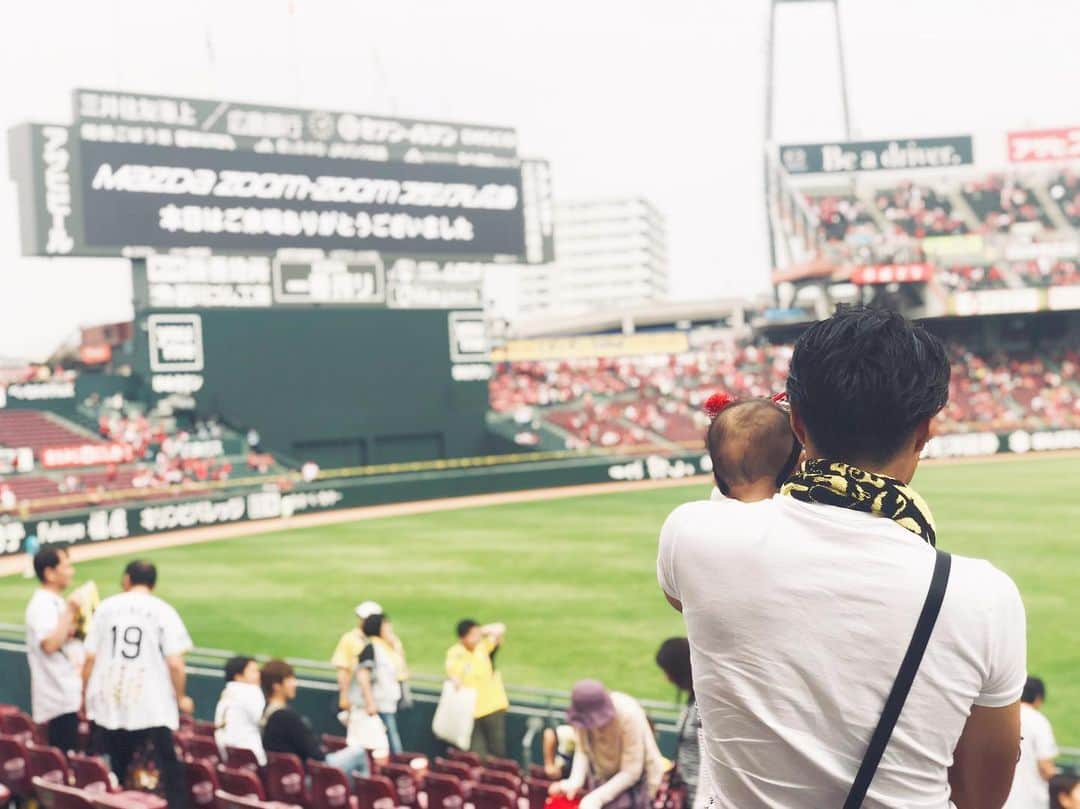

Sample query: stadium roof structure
[507,295,770,339]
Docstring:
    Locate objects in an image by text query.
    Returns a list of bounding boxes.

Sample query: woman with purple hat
[548,680,666,809]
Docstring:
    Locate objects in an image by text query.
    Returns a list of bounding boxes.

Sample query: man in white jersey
[658,307,1026,809]
[1004,677,1058,809]
[83,559,193,809]
[25,546,82,751]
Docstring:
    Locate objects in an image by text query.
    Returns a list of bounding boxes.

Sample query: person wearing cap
[549,680,665,809]
[331,600,382,714]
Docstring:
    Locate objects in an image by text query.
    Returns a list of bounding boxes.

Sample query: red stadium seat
[216,788,305,809]
[321,735,348,754]
[352,775,398,809]
[225,746,262,773]
[307,761,358,809]
[524,779,553,809]
[185,735,222,767]
[470,784,517,809]
[184,759,219,809]
[265,752,308,807]
[0,710,35,742]
[93,792,168,809]
[376,763,418,808]
[430,759,471,782]
[446,751,481,768]
[387,753,426,768]
[525,767,549,782]
[191,721,217,738]
[482,759,519,778]
[26,743,71,784]
[423,772,466,809]
[0,733,33,799]
[69,753,117,794]
[477,770,519,794]
[217,765,266,800]
[33,776,95,809]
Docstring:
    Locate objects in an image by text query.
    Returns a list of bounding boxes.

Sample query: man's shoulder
[946,553,1021,605]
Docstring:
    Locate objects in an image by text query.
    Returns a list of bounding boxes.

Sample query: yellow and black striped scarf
[781,459,937,546]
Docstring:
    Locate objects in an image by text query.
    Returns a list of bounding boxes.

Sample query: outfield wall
[2,426,1077,558]
[0,449,711,557]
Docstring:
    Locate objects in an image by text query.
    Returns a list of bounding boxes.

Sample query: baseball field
[0,453,1077,745]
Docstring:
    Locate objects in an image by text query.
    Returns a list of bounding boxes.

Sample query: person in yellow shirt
[331,601,382,713]
[445,618,508,757]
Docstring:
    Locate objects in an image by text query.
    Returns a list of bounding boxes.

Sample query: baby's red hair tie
[704,392,735,420]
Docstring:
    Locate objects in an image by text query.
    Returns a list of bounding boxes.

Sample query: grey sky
[2,0,1079,359]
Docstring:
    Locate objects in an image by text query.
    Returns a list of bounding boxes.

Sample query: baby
[703,392,801,503]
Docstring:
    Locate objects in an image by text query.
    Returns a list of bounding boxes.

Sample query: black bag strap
[842,549,952,809]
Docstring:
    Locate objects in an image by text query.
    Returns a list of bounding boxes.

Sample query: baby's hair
[705,398,800,495]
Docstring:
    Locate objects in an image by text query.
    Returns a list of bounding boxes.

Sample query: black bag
[843,549,952,808]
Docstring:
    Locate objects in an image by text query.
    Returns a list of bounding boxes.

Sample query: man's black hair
[457,619,478,639]
[363,613,386,638]
[33,547,67,584]
[786,306,950,465]
[1022,676,1046,704]
[125,559,158,588]
[224,655,255,684]
[655,637,693,695]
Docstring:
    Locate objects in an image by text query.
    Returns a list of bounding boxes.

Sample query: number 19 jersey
[85,590,193,730]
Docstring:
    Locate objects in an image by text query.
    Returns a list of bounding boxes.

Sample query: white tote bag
[347,709,390,755]
[431,681,477,750]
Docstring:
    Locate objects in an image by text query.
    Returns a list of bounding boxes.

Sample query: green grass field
[1,454,1078,744]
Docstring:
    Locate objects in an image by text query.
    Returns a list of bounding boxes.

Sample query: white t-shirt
[657,495,1027,809]
[359,639,403,714]
[1003,703,1058,809]
[84,590,193,731]
[214,681,267,765]
[24,589,83,723]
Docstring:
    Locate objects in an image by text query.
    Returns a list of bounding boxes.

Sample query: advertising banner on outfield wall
[1007,127,1080,162]
[73,88,519,165]
[778,136,974,175]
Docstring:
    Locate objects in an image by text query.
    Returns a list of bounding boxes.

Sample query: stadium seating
[34,776,97,809]
[26,743,70,784]
[874,182,967,238]
[482,759,521,778]
[185,735,222,767]
[423,772,467,809]
[524,779,553,809]
[321,735,348,754]
[375,763,418,809]
[0,411,100,456]
[352,775,398,809]
[0,733,32,799]
[69,753,116,793]
[962,174,1051,231]
[469,784,517,809]
[477,770,518,793]
[445,751,481,769]
[183,759,219,809]
[1048,169,1080,226]
[225,746,262,773]
[0,709,35,741]
[216,789,304,809]
[217,765,267,801]
[430,758,472,782]
[306,761,358,809]
[265,753,308,807]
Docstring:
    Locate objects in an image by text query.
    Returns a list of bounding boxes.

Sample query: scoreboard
[6,88,551,466]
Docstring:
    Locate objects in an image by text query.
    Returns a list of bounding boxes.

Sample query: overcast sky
[2,0,1079,359]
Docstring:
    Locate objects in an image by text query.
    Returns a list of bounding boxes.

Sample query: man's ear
[911,416,933,456]
[789,406,809,448]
